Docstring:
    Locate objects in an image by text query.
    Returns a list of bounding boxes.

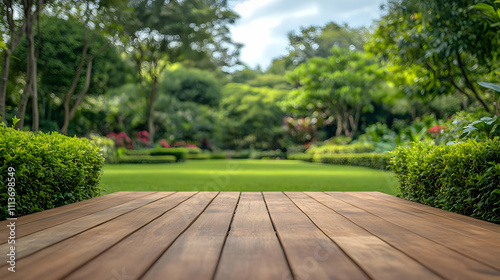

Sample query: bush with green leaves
[306,143,376,155]
[288,152,390,170]
[390,140,500,223]
[90,134,117,163]
[117,155,176,164]
[0,124,104,219]
[149,147,188,162]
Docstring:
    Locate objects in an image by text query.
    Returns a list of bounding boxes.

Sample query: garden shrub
[0,124,104,219]
[307,143,376,154]
[117,155,176,164]
[315,153,391,170]
[149,147,187,162]
[287,152,390,170]
[90,134,117,163]
[390,140,500,223]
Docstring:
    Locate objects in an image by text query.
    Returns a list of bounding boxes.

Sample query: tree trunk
[0,1,27,125]
[61,29,89,135]
[456,53,491,113]
[0,52,11,125]
[147,77,158,146]
[15,0,43,130]
[61,42,110,135]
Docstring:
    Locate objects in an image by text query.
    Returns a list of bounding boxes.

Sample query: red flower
[160,139,170,148]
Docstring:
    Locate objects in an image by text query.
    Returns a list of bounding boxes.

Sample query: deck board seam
[58,191,206,279]
[325,192,500,273]
[211,192,242,280]
[283,192,373,280]
[307,192,446,278]
[136,192,221,280]
[361,192,500,234]
[0,192,158,240]
[7,192,174,264]
[262,192,295,280]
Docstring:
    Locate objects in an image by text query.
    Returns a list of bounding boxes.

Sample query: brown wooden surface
[1,191,500,280]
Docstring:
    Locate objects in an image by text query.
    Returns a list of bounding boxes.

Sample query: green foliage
[158,66,222,106]
[367,0,499,112]
[390,140,500,223]
[0,124,104,219]
[284,46,385,137]
[306,143,376,155]
[220,83,288,150]
[117,155,176,164]
[90,134,118,164]
[149,147,188,162]
[460,116,500,139]
[288,152,391,170]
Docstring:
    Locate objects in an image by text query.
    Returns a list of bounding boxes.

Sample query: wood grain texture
[286,192,439,280]
[263,192,368,280]
[362,191,500,234]
[142,192,240,280]
[0,192,150,243]
[214,192,291,280]
[2,191,500,280]
[307,192,500,279]
[64,192,217,280]
[327,192,500,271]
[0,192,183,280]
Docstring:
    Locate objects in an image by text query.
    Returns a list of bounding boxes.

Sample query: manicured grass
[100,160,399,195]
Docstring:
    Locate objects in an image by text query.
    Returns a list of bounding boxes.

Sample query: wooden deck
[1,191,500,279]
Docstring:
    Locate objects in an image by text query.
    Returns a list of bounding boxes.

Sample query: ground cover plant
[100,160,398,194]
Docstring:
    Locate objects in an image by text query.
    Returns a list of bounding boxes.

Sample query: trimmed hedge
[117,155,176,164]
[149,147,188,162]
[0,125,104,219]
[390,140,500,223]
[306,143,376,154]
[288,152,391,170]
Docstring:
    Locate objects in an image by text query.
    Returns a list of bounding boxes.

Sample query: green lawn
[100,159,399,195]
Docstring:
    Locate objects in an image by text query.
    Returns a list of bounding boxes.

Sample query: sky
[228,0,387,70]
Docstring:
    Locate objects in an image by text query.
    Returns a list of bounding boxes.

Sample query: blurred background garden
[1,0,499,223]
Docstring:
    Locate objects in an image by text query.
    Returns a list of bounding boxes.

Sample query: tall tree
[123,0,240,145]
[366,0,500,113]
[14,0,44,130]
[0,1,27,125]
[268,22,369,74]
[284,47,384,137]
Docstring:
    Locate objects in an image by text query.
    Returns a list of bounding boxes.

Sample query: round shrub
[0,124,104,219]
[390,139,500,223]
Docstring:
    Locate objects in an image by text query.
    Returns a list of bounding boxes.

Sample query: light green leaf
[478,82,500,93]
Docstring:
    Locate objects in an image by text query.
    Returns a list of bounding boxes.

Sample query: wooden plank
[362,191,500,234]
[285,192,440,280]
[263,192,368,280]
[0,191,152,243]
[64,192,218,280]
[0,192,172,263]
[214,192,291,280]
[346,192,500,245]
[0,191,197,280]
[307,192,500,279]
[328,192,500,271]
[141,192,240,280]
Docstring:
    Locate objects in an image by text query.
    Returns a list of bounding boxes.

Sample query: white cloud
[229,0,385,70]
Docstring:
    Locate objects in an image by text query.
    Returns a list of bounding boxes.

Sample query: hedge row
[117,155,176,164]
[306,143,376,154]
[0,125,104,219]
[288,152,391,170]
[390,140,500,224]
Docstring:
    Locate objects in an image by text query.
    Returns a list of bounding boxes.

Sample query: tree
[50,0,127,135]
[10,14,129,134]
[284,47,384,137]
[123,0,241,145]
[366,0,500,113]
[268,22,369,74]
[158,66,222,107]
[219,83,288,149]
